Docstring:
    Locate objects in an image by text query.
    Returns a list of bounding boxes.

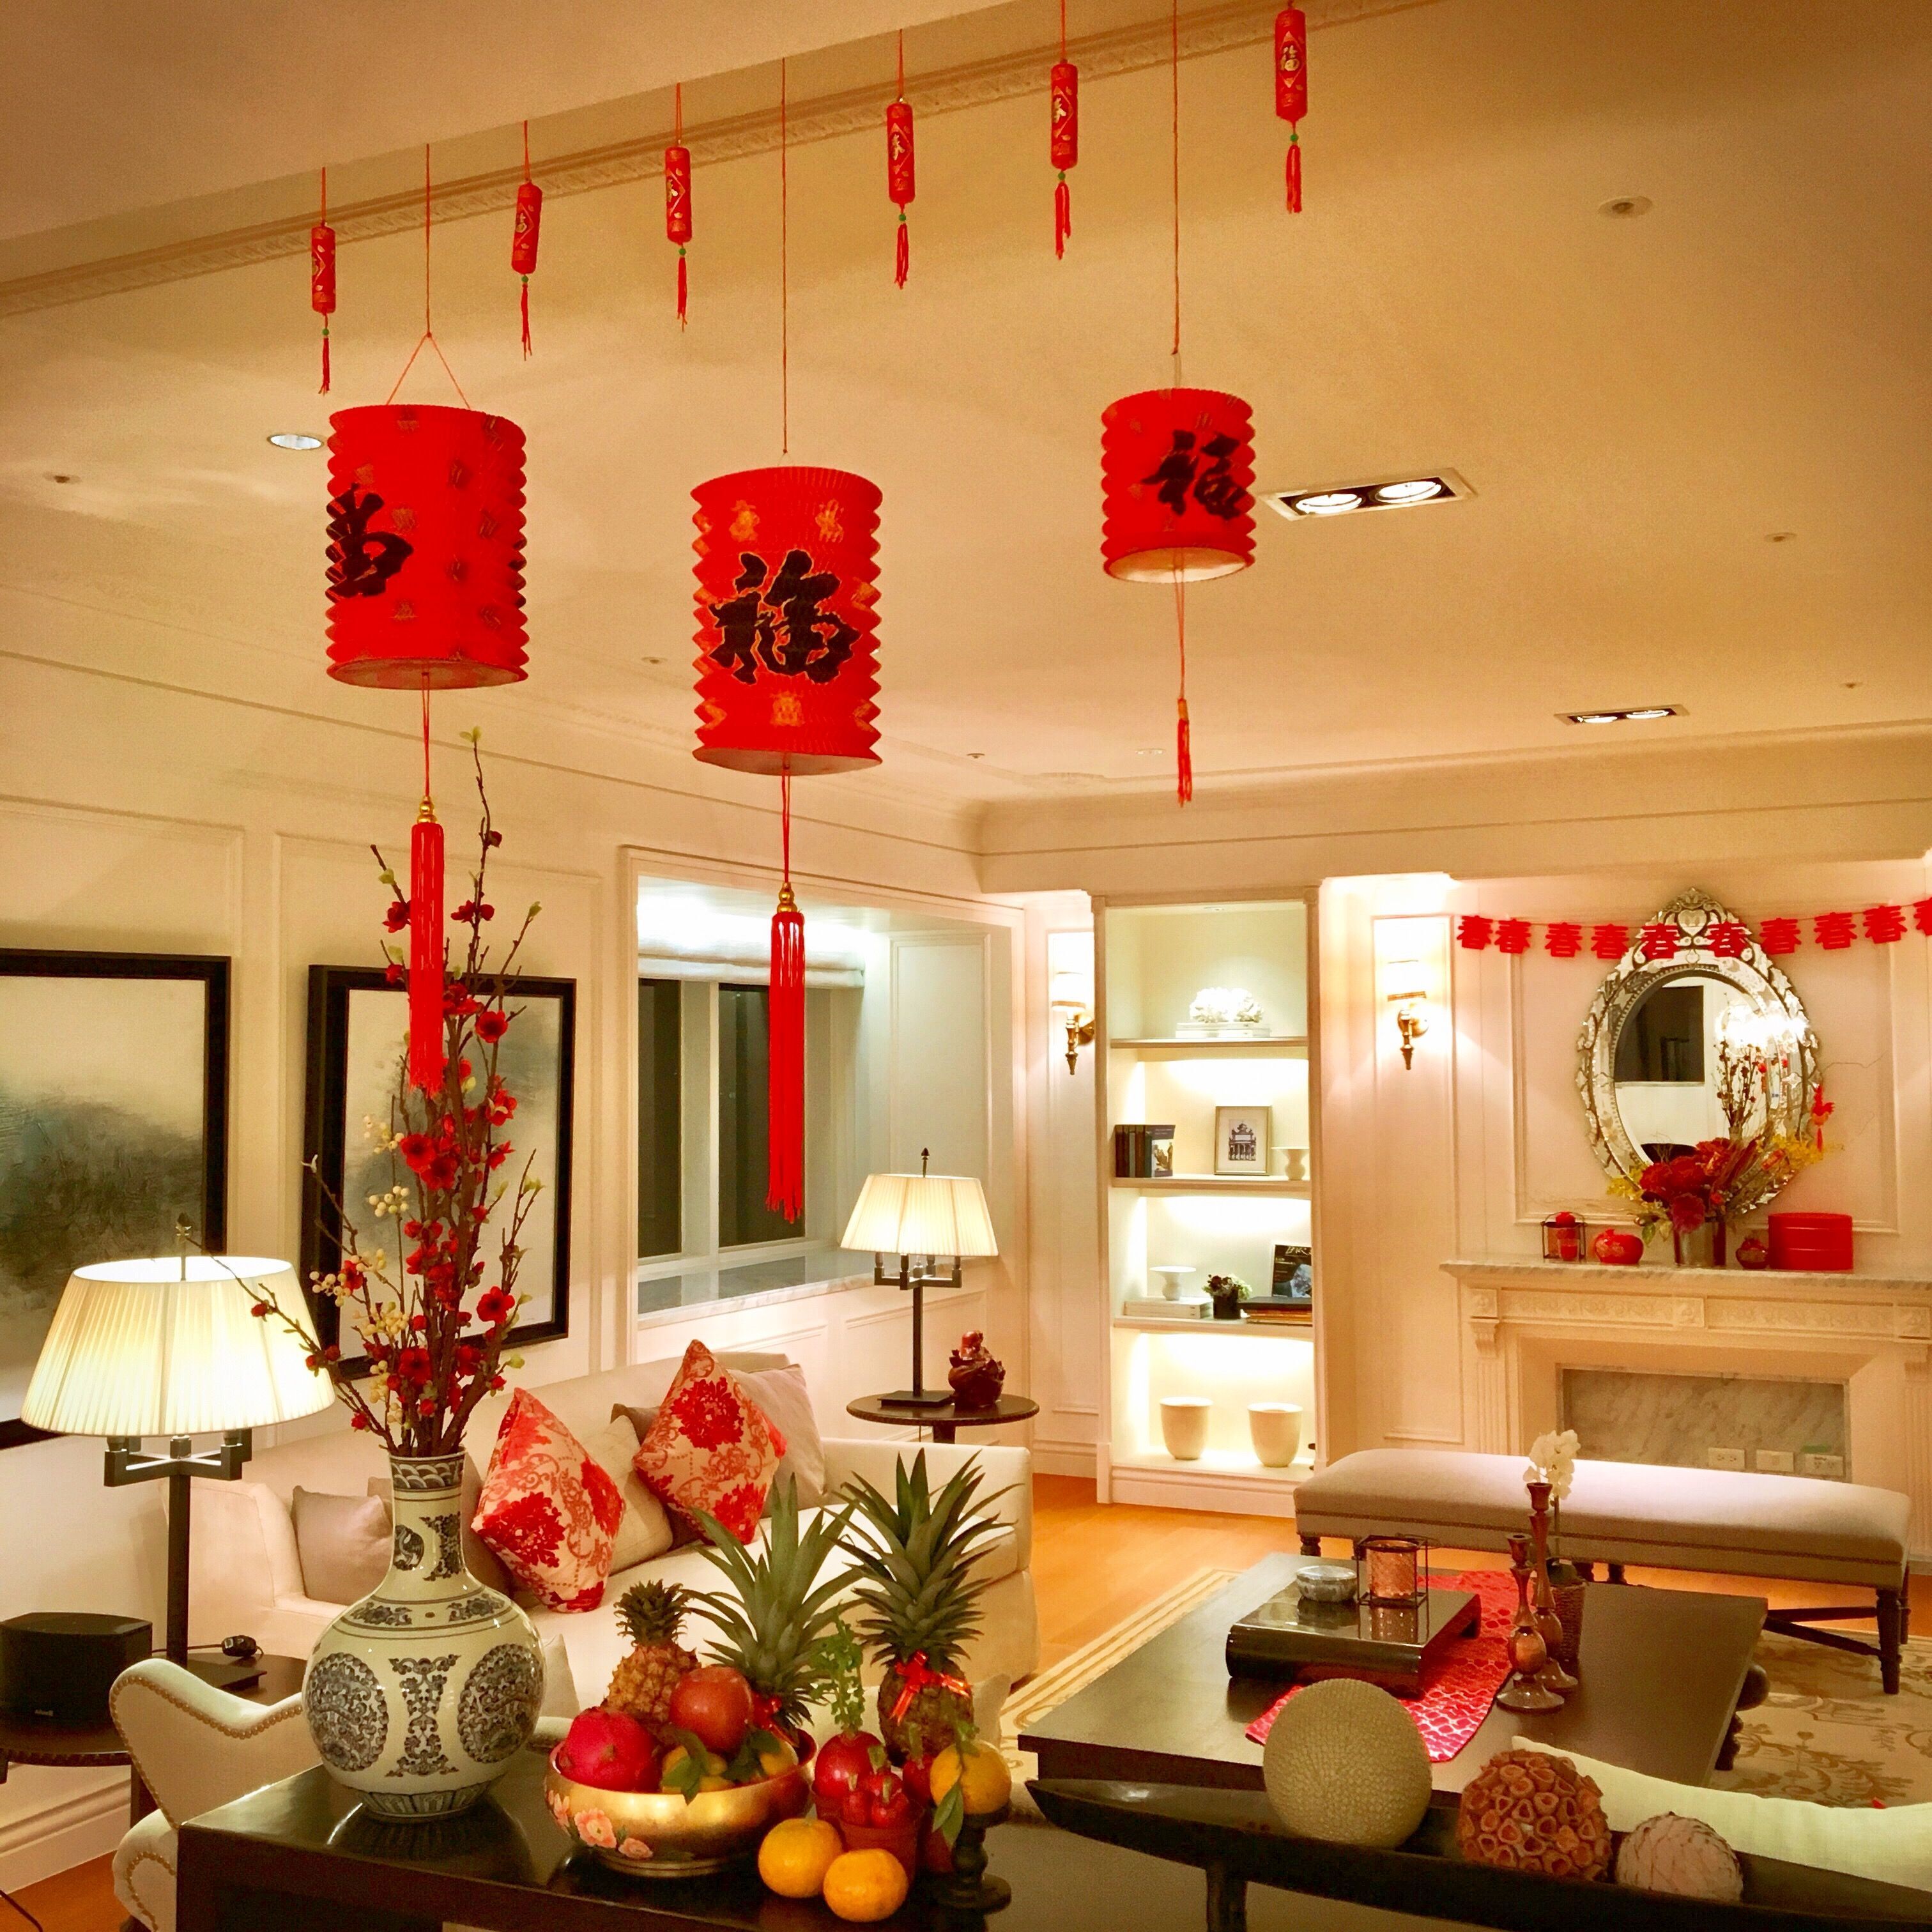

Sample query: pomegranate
[555,1708,661,1791]
[667,1664,755,1756]
[919,1822,955,1875]
[813,1728,884,1814]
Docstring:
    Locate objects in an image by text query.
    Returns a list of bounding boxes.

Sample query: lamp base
[877,1387,955,1409]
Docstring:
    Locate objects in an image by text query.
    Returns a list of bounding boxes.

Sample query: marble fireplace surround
[1444,1257,1932,1563]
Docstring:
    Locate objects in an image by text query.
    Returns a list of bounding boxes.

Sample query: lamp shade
[22,1257,333,1438]
[841,1172,998,1260]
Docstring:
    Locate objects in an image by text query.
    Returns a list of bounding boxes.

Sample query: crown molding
[0,0,1436,319]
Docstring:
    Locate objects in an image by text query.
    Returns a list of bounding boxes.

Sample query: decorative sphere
[1261,1680,1432,1848]
[1457,1749,1612,1881]
[1615,1813,1744,1901]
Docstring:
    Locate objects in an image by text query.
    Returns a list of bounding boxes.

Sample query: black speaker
[0,1613,152,1723]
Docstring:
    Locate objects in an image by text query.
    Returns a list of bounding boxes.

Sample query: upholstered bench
[1294,1448,1913,1692]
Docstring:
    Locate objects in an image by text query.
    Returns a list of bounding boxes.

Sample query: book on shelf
[1121,1295,1207,1318]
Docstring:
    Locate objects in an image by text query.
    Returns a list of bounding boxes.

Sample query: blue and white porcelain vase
[302,1452,543,1820]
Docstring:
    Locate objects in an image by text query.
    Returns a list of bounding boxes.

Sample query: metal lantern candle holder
[1358,1535,1427,1609]
[1542,1212,1587,1262]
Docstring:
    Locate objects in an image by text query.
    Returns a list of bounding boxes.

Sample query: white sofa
[188,1349,1039,1711]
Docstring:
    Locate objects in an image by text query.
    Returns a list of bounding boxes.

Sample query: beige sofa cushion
[1294,1448,1910,1587]
[291,1487,390,1604]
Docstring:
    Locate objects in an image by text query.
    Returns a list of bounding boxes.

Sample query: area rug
[999,1567,1932,1811]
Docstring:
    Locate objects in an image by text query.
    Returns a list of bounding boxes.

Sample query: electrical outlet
[1755,1448,1795,1475]
[1706,1446,1747,1471]
[1800,1452,1846,1479]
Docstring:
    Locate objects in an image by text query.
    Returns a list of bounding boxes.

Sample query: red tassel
[1176,698,1193,806]
[409,808,446,1092]
[677,249,687,326]
[1286,135,1302,213]
[1055,176,1071,257]
[895,217,909,289]
[767,884,805,1220]
[319,326,330,395]
[519,279,532,358]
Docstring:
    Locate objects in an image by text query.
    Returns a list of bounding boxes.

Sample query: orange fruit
[822,1847,910,1922]
[930,1741,1012,1815]
[758,1817,843,1899]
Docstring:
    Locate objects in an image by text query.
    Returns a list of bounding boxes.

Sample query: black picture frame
[300,965,575,1367]
[0,949,231,1449]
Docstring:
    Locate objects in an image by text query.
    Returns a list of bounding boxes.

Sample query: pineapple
[687,1477,855,1735]
[840,1451,1009,1758]
[604,1579,698,1727]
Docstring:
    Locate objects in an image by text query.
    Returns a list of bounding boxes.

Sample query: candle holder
[1496,1533,1564,1714]
[930,1802,1011,1917]
[1357,1535,1427,1609]
[1526,1479,1577,1693]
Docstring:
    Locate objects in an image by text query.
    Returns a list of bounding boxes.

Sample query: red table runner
[1245,1568,1518,1763]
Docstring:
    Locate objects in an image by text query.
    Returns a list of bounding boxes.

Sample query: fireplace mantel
[1441,1256,1932,1557]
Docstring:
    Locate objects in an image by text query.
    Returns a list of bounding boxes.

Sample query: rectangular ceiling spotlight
[1266,468,1473,521]
[1559,704,1685,725]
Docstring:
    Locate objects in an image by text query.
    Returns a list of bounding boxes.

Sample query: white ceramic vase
[1150,1265,1196,1302]
[1159,1396,1213,1461]
[303,1452,544,1820]
[1248,1402,1304,1468]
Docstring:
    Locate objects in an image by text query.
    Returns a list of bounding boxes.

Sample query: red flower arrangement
[253,735,542,1455]
[1637,1142,1754,1236]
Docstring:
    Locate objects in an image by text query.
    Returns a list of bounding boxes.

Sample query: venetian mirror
[1575,888,1820,1216]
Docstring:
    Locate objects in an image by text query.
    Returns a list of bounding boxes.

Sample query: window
[717,983,799,1245]
[636,978,682,1259]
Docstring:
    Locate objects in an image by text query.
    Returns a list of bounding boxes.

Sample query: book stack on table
[1241,1294,1313,1326]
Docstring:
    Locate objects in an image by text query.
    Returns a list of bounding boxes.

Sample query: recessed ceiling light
[1561,705,1683,726]
[267,432,323,450]
[1135,747,1162,757]
[45,472,76,484]
[1598,195,1652,218]
[1268,469,1471,523]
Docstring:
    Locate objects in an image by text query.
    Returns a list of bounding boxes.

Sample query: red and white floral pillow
[473,1389,625,1611]
[631,1340,787,1544]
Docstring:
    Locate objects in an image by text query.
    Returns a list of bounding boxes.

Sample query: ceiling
[3,0,1930,825]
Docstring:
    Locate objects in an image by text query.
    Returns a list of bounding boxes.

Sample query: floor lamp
[22,1244,332,1685]
[842,1152,998,1407]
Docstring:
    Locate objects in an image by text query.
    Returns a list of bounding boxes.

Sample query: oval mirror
[1576,889,1819,1216]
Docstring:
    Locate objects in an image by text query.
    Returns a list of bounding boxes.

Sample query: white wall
[0,638,1018,1887]
[1317,859,1932,1462]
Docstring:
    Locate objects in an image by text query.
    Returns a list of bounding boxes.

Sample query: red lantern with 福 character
[326,402,529,1095]
[1102,387,1255,581]
[693,466,882,1220]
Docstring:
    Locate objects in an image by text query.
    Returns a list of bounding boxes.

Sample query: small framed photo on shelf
[1272,1243,1314,1302]
[1213,1105,1271,1176]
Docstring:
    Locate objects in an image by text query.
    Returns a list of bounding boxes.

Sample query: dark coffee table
[847,1393,1038,1445]
[1020,1556,1765,1794]
[174,1748,1367,1932]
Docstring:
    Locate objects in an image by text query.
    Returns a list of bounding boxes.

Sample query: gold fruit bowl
[543,1742,813,1878]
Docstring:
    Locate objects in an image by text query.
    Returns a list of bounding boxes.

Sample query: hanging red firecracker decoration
[511,122,542,358]
[311,168,336,394]
[1051,1,1078,257]
[692,465,882,1216]
[666,84,693,326]
[887,34,915,288]
[1275,6,1308,212]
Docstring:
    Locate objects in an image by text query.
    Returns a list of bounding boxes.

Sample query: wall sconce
[1384,979,1430,1070]
[1047,930,1097,1076]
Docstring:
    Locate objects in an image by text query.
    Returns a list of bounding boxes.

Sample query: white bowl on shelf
[1149,1265,1197,1302]
[1248,1402,1304,1468]
[1159,1396,1213,1460]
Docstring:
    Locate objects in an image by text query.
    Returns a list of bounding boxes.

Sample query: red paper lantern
[1275,6,1307,212]
[691,466,882,775]
[325,404,528,691]
[1101,388,1255,581]
[1050,59,1078,256]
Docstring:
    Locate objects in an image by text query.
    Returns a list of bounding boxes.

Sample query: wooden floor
[20,1473,1929,1931]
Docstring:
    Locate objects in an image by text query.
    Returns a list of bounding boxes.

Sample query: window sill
[635,1248,878,1328]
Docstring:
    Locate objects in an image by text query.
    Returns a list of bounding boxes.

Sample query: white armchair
[109,1660,317,1932]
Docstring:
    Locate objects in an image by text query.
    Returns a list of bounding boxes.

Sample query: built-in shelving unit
[1095,894,1322,1517]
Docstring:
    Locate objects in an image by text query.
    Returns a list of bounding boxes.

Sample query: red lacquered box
[1768,1211,1853,1271]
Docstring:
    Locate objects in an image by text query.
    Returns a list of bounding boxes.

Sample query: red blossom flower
[397,1133,435,1172]
[487,1143,510,1170]
[384,900,411,933]
[349,1411,370,1430]
[394,1346,433,1386]
[250,1300,271,1318]
[473,1009,510,1043]
[385,962,406,986]
[424,1153,460,1191]
[477,1287,516,1326]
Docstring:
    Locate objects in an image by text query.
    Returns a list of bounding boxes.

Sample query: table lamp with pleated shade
[841,1154,997,1406]
[22,1255,332,1679]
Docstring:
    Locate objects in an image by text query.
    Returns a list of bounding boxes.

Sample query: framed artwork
[0,949,230,1449]
[301,966,575,1364]
[1272,1243,1314,1303]
[1213,1104,1271,1177]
